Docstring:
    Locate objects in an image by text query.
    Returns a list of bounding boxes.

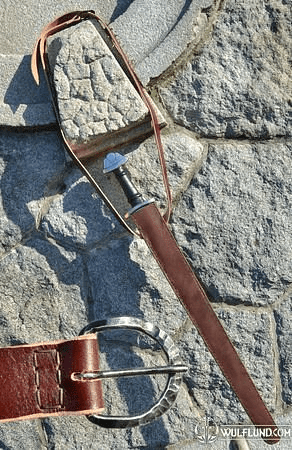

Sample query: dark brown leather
[0,334,104,422]
[132,203,279,445]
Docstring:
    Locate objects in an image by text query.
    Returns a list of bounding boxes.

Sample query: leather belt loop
[131,202,280,445]
[0,334,104,423]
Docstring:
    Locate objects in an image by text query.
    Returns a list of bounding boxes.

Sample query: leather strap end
[0,334,104,423]
[31,11,95,86]
[31,38,41,85]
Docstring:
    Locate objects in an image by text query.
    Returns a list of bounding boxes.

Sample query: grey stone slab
[0,1,119,55]
[0,420,47,450]
[127,131,205,211]
[274,295,292,405]
[0,0,214,127]
[0,54,55,127]
[171,141,292,306]
[40,167,123,251]
[86,235,187,334]
[0,130,66,256]
[167,440,229,450]
[0,236,89,346]
[47,19,155,157]
[159,0,292,139]
[111,0,213,84]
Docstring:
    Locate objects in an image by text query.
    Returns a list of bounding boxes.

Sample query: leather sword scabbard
[131,202,279,445]
[0,334,104,422]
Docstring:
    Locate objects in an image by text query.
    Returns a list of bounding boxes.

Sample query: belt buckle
[79,317,188,428]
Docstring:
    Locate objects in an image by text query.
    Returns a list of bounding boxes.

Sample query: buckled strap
[131,203,279,445]
[31,10,172,227]
[0,335,104,422]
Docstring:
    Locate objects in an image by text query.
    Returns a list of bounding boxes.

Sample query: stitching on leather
[33,350,63,411]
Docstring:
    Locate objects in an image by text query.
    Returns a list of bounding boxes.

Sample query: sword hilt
[103,152,144,208]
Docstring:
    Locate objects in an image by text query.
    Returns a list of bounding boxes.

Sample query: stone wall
[0,1,291,449]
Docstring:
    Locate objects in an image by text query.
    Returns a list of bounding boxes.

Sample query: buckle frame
[79,317,187,428]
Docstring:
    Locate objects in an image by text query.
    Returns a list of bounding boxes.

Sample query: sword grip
[114,166,144,208]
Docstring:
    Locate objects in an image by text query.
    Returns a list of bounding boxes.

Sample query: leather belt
[30,11,280,445]
[0,334,104,422]
[0,318,185,425]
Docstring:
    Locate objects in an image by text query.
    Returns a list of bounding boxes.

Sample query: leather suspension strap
[131,203,279,445]
[0,334,104,422]
[31,10,172,232]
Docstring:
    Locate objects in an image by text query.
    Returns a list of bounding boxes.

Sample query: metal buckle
[79,317,188,428]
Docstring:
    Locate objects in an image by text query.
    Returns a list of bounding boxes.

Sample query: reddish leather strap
[0,335,104,422]
[132,203,279,445]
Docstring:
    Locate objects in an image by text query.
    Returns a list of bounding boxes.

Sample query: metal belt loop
[79,317,187,428]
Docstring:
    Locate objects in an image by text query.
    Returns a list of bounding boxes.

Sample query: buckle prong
[76,364,187,380]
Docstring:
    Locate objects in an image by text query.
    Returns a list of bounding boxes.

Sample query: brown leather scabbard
[0,334,104,422]
[131,202,279,445]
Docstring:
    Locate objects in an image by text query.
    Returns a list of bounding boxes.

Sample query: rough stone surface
[274,295,292,405]
[0,54,55,127]
[110,0,213,84]
[172,142,292,306]
[127,131,206,209]
[159,0,292,139]
[40,169,122,251]
[0,1,119,55]
[48,20,149,148]
[0,0,291,449]
[0,421,47,450]
[0,0,214,127]
[0,237,89,345]
[180,308,277,424]
[86,236,188,333]
[0,131,66,256]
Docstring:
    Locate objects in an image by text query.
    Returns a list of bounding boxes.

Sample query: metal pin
[76,364,188,380]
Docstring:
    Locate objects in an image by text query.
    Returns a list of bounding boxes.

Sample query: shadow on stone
[110,0,134,22]
[4,55,50,114]
[0,129,171,447]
